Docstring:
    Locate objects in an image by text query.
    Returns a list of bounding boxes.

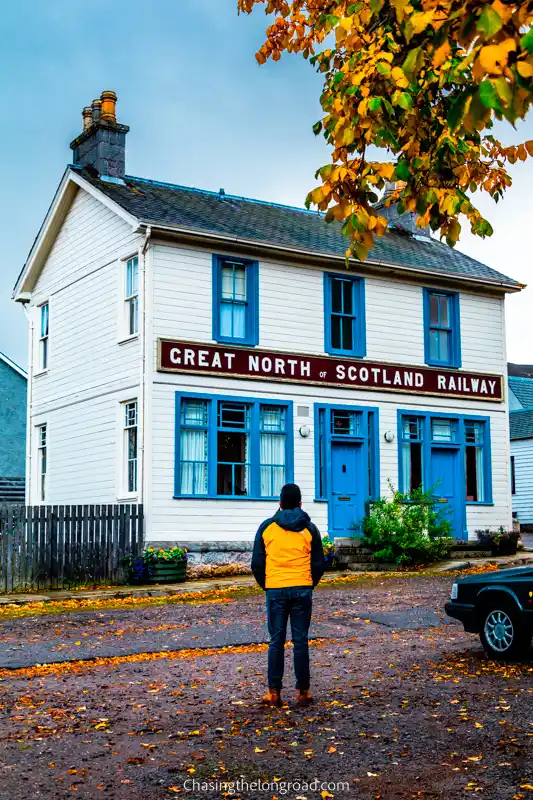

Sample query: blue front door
[330,442,365,536]
[430,448,464,539]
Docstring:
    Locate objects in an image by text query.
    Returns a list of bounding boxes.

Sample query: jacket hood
[273,508,312,532]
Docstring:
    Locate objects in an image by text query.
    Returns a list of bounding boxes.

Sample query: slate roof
[508,363,533,378]
[509,376,533,410]
[510,408,533,440]
[75,167,521,289]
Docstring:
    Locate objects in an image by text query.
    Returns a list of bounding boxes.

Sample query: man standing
[251,483,325,707]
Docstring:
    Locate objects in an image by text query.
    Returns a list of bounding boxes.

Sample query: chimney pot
[91,99,102,124]
[82,107,93,132]
[71,90,129,180]
[100,90,117,123]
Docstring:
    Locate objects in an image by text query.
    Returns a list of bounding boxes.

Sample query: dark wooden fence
[0,504,144,593]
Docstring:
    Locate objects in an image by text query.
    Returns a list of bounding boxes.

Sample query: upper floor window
[123,400,138,494]
[176,393,292,499]
[125,257,139,337]
[423,289,461,368]
[324,274,366,357]
[212,256,259,346]
[39,303,49,371]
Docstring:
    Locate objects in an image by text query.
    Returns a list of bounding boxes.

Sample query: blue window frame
[397,411,492,505]
[314,404,379,502]
[175,392,293,499]
[212,255,259,346]
[324,274,366,357]
[423,288,461,368]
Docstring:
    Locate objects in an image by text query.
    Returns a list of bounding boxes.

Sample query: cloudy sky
[1,0,531,368]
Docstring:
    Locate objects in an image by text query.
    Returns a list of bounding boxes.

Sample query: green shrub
[360,483,454,566]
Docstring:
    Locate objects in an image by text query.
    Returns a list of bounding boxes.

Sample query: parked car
[445,566,533,660]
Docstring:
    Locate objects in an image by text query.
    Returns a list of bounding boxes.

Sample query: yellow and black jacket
[251,508,325,590]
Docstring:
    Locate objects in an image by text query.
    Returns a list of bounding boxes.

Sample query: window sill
[214,337,258,348]
[117,494,138,502]
[173,495,280,501]
[117,334,139,345]
[466,501,494,506]
[313,497,328,503]
[34,368,49,378]
[425,360,461,370]
[324,349,365,359]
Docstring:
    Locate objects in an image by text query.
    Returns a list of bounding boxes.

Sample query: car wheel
[479,601,530,661]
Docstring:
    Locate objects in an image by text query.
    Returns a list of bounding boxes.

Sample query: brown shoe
[261,689,282,707]
[296,689,313,707]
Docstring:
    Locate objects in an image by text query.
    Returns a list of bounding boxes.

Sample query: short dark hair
[280,483,302,510]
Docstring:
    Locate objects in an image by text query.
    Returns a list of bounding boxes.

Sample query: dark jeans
[266,586,313,691]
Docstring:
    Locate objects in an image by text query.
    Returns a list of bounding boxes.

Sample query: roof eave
[0,352,27,380]
[138,220,524,294]
[12,168,140,301]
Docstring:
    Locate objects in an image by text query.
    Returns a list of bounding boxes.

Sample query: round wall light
[299,425,311,438]
[384,430,395,443]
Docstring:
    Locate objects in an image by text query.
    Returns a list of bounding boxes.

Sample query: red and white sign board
[157,339,504,402]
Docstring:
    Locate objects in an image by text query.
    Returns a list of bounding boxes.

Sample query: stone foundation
[148,541,253,566]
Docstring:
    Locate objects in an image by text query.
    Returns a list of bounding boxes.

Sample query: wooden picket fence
[0,504,144,592]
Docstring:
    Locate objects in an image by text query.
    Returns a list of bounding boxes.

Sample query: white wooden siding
[30,388,139,504]
[147,240,510,543]
[27,188,142,503]
[511,438,533,524]
[151,242,505,374]
[149,373,511,542]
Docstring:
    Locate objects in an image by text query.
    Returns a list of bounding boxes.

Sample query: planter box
[491,539,518,557]
[146,561,187,584]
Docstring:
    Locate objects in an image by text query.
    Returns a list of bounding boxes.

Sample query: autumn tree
[238,0,533,260]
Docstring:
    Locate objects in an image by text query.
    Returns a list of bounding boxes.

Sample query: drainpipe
[138,226,151,507]
[21,301,33,505]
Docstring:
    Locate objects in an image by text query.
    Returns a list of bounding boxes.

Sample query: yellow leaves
[520,785,533,791]
[254,746,266,753]
[391,0,411,23]
[321,792,335,799]
[433,41,451,68]
[478,39,516,76]
[328,745,337,753]
[411,10,435,35]
[526,140,533,156]
[377,162,395,180]
[517,61,533,78]
[391,66,409,88]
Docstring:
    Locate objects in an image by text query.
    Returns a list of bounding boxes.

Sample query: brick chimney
[70,91,129,181]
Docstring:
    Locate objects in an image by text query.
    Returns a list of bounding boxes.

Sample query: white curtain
[260,434,285,497]
[401,443,411,493]
[181,430,207,494]
[475,447,485,502]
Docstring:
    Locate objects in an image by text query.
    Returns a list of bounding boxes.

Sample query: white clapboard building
[12,93,524,562]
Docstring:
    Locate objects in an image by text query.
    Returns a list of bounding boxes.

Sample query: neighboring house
[0,352,27,502]
[508,373,533,529]
[12,91,524,559]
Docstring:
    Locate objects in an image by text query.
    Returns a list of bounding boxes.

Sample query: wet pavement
[0,578,454,670]
[8,575,533,799]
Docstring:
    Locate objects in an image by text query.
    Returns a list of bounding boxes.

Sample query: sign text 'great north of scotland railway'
[157,339,503,402]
